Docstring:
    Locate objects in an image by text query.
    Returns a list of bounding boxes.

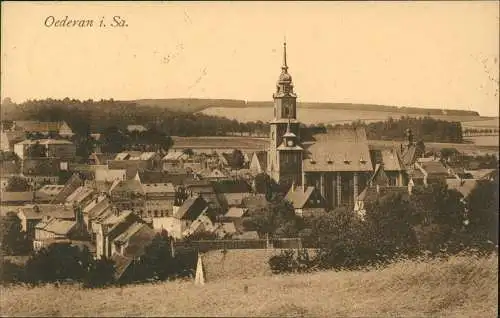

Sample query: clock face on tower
[287,139,294,147]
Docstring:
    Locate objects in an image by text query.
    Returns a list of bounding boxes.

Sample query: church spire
[282,41,288,72]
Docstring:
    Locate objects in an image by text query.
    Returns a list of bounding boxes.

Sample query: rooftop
[303,127,373,172]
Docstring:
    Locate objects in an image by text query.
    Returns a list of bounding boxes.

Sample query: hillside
[1,254,496,317]
[129,98,480,117]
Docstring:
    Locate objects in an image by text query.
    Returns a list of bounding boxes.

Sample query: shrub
[0,259,25,285]
[83,258,116,288]
[269,249,297,274]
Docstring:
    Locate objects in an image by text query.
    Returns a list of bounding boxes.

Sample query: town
[1,42,498,288]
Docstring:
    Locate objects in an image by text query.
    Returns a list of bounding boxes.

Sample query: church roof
[303,127,373,172]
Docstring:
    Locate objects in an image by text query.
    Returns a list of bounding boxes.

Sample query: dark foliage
[230,149,245,170]
[330,116,463,143]
[5,176,30,192]
[0,212,31,255]
[0,259,25,285]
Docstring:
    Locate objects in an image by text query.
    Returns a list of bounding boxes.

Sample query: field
[200,106,496,126]
[1,254,497,317]
[169,136,499,155]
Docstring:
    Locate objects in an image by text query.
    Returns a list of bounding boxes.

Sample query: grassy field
[1,254,497,317]
[200,106,495,126]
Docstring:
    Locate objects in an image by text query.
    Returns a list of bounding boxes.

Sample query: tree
[5,176,30,192]
[365,192,418,255]
[136,234,174,281]
[24,243,92,284]
[466,179,499,245]
[73,134,96,162]
[0,212,30,255]
[243,195,300,238]
[253,173,280,200]
[83,258,116,288]
[101,126,129,153]
[231,149,245,170]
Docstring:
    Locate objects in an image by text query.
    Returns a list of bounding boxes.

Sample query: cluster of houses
[1,42,499,275]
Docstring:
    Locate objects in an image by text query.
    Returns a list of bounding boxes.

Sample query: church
[267,42,374,209]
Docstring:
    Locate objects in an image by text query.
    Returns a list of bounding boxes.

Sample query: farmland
[169,136,499,155]
[1,254,497,317]
[200,106,497,126]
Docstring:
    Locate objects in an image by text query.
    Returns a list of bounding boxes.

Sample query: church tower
[268,42,303,187]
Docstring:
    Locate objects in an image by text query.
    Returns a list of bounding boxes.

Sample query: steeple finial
[282,40,288,72]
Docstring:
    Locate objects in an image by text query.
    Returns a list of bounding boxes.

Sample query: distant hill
[128,98,480,117]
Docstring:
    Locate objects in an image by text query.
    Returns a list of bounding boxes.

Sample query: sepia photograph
[0,1,498,317]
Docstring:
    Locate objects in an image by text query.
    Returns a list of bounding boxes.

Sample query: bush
[268,249,317,274]
[0,259,25,285]
[83,258,116,288]
[269,249,296,274]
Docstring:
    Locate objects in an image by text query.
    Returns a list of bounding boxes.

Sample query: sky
[1,1,499,116]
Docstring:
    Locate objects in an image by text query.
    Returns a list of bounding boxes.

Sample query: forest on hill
[8,97,476,117]
[1,98,465,144]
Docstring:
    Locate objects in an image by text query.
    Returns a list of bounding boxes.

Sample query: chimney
[376,184,380,193]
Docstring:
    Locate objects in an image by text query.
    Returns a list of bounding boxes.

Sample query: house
[14,139,76,161]
[182,212,215,238]
[249,151,268,175]
[34,185,65,203]
[17,204,75,240]
[284,185,326,217]
[21,158,61,186]
[369,149,405,186]
[0,130,25,152]
[10,120,74,138]
[213,179,253,209]
[126,125,148,133]
[445,179,479,199]
[223,207,248,231]
[162,151,189,171]
[51,173,84,204]
[152,195,210,239]
[88,152,116,165]
[199,168,229,181]
[109,179,145,212]
[185,180,221,212]
[112,151,162,170]
[107,160,150,179]
[213,221,238,239]
[93,209,146,259]
[82,195,114,237]
[32,205,88,250]
[0,191,34,206]
[111,221,155,258]
[414,160,450,185]
[95,167,127,182]
[466,169,498,181]
[142,182,176,219]
[174,195,209,222]
[65,186,95,207]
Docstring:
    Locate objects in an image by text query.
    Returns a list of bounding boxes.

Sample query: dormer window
[327,159,333,164]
